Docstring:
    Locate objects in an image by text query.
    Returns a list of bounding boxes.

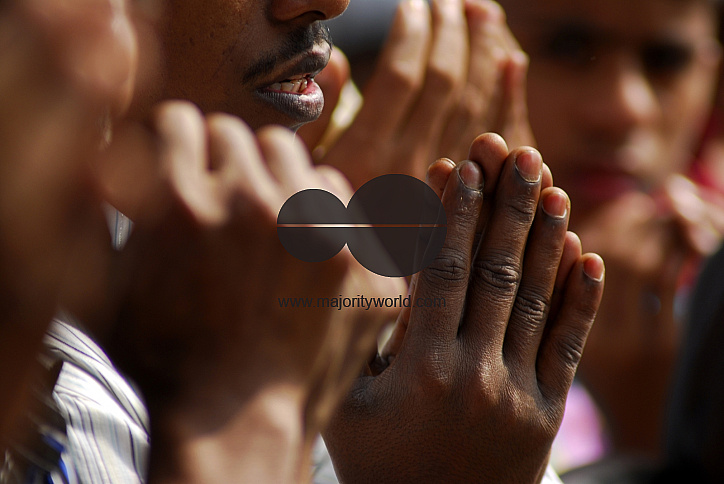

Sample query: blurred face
[158,0,348,131]
[504,0,721,222]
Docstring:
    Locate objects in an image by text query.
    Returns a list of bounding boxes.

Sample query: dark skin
[324,133,604,483]
[0,0,136,447]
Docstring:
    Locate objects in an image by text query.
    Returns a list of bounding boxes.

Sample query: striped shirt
[44,317,150,484]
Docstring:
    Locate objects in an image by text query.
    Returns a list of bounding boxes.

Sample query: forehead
[506,0,717,43]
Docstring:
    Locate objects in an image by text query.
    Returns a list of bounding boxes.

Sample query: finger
[542,163,553,190]
[154,101,208,176]
[502,187,570,368]
[136,102,215,224]
[258,125,319,200]
[466,132,509,243]
[467,132,509,216]
[407,160,484,346]
[426,158,457,199]
[461,147,542,350]
[380,279,416,364]
[313,164,355,203]
[401,0,468,163]
[547,231,583,324]
[354,0,431,138]
[537,253,604,401]
[296,48,350,153]
[206,113,280,207]
[438,0,507,161]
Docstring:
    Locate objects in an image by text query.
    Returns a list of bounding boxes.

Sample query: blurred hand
[298,0,535,188]
[101,101,404,483]
[0,0,137,441]
[575,174,724,455]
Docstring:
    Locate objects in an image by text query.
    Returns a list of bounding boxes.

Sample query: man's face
[158,0,347,131]
[504,0,721,221]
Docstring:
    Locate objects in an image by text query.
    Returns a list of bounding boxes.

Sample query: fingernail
[458,161,484,191]
[514,150,542,183]
[583,254,605,282]
[542,190,568,218]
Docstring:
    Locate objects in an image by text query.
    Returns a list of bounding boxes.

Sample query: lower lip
[256,80,324,125]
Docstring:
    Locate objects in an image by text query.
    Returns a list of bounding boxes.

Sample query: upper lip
[258,47,330,90]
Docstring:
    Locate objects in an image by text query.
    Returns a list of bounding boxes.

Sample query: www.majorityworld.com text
[278,295,447,311]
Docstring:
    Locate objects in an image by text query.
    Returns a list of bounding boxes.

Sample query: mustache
[242,23,332,85]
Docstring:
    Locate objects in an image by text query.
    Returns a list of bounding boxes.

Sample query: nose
[579,55,660,142]
[270,0,349,22]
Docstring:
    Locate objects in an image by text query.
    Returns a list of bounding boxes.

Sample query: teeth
[273,77,308,94]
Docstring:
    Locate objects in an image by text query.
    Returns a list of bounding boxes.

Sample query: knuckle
[420,248,470,287]
[552,331,586,371]
[377,61,424,95]
[504,389,558,442]
[453,95,483,128]
[507,192,539,221]
[424,62,459,95]
[513,289,548,326]
[473,253,521,292]
[414,354,455,399]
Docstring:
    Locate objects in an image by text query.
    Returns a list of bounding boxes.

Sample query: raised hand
[324,134,604,483]
[0,0,138,442]
[299,0,535,188]
[574,173,724,455]
[100,101,404,483]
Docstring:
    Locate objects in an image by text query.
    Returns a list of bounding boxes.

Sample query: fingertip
[564,231,582,255]
[426,158,457,197]
[553,231,583,290]
[257,124,298,148]
[152,100,205,141]
[468,132,509,162]
[509,49,529,69]
[582,253,605,283]
[540,187,569,219]
[458,160,484,191]
[467,133,509,196]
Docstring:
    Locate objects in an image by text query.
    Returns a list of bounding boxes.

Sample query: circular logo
[277,174,447,277]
